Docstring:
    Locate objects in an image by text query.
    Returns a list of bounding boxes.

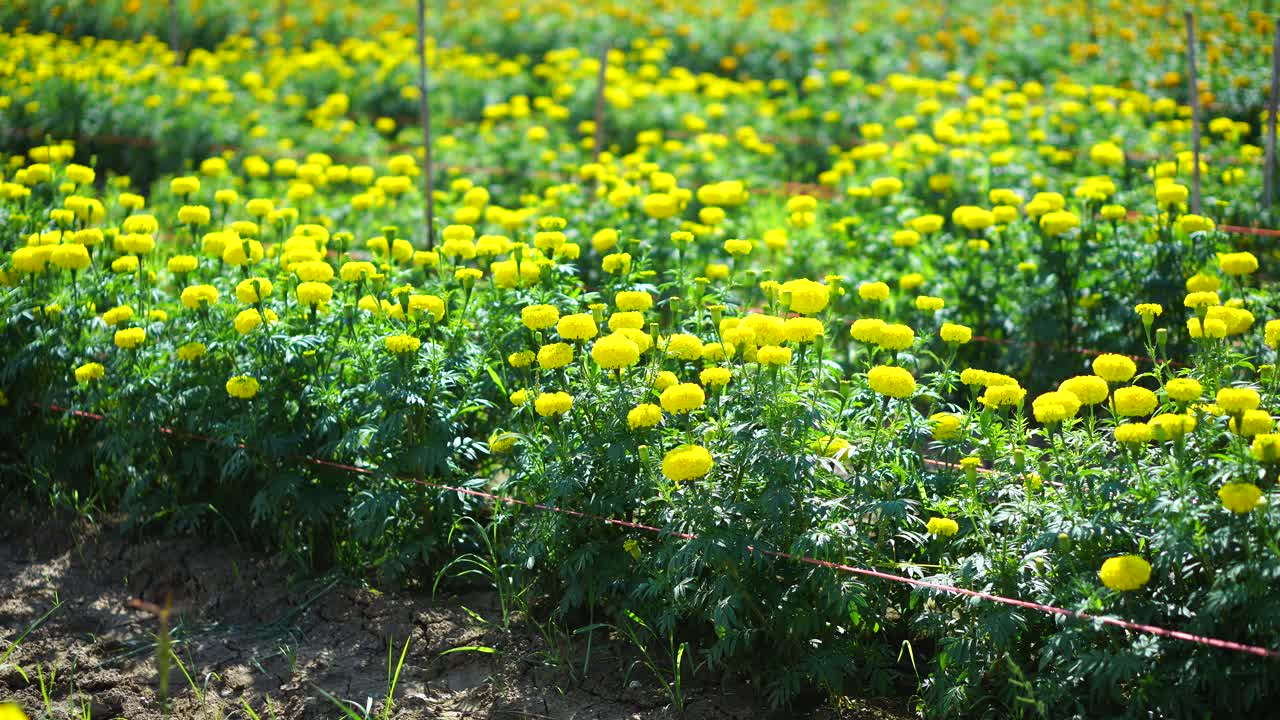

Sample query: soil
[0,513,915,720]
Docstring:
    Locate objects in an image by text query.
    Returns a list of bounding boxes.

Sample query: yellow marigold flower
[858,281,890,301]
[1218,483,1264,513]
[1113,386,1158,417]
[850,318,885,344]
[1089,141,1125,167]
[909,214,944,233]
[234,308,277,334]
[74,362,105,385]
[407,294,446,322]
[294,260,335,283]
[592,334,640,370]
[722,238,752,257]
[122,214,159,234]
[779,278,830,315]
[166,255,198,274]
[810,435,851,458]
[664,333,704,361]
[939,322,972,344]
[613,328,652,354]
[1039,210,1080,236]
[180,284,219,310]
[627,403,663,430]
[178,205,211,226]
[454,268,483,284]
[1183,291,1220,309]
[602,252,632,275]
[236,278,273,304]
[1155,183,1188,206]
[926,517,959,537]
[784,317,824,343]
[101,305,134,326]
[510,388,529,406]
[700,367,732,388]
[1265,320,1280,349]
[226,375,260,399]
[65,163,95,185]
[557,313,598,341]
[915,296,944,312]
[521,304,559,331]
[222,238,263,266]
[1092,354,1137,383]
[120,233,155,255]
[537,342,574,370]
[1185,273,1219,293]
[662,444,714,481]
[930,412,963,441]
[489,431,519,454]
[1187,317,1227,339]
[1205,306,1253,336]
[876,324,914,351]
[1099,555,1151,591]
[296,282,333,307]
[1057,375,1109,405]
[660,383,706,414]
[608,311,645,332]
[1115,421,1154,444]
[1251,432,1280,463]
[113,327,145,349]
[1231,409,1274,437]
[1100,204,1127,221]
[741,314,786,346]
[1134,303,1163,323]
[641,193,680,220]
[51,244,91,271]
[1158,381,1199,411]
[1217,387,1261,413]
[892,229,920,248]
[1033,391,1081,424]
[757,345,792,365]
[176,342,206,361]
[654,371,679,392]
[1219,251,1259,276]
[535,391,573,417]
[170,176,200,196]
[615,291,652,312]
[868,365,916,398]
[591,228,619,254]
[384,334,422,354]
[508,350,535,368]
[1176,214,1215,234]
[979,384,1026,408]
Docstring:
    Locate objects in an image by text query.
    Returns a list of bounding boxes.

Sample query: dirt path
[0,514,913,719]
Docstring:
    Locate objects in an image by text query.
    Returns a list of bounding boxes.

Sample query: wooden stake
[1184,10,1202,215]
[168,0,180,65]
[417,0,436,250]
[1266,17,1280,209]
[592,43,610,163]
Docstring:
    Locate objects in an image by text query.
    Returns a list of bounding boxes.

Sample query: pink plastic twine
[41,404,1280,659]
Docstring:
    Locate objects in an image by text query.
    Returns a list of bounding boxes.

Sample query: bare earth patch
[0,514,913,719]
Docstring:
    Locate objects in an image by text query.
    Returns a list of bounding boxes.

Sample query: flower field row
[4,2,1280,717]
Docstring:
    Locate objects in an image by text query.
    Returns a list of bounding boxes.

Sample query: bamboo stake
[417,0,436,250]
[1184,10,1202,215]
[168,0,180,65]
[592,43,610,163]
[1266,17,1280,209]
